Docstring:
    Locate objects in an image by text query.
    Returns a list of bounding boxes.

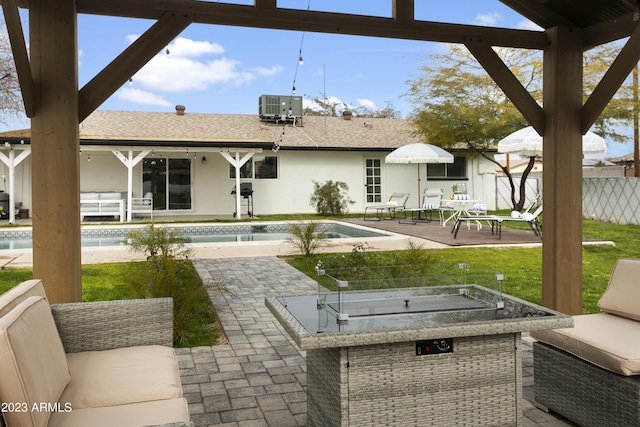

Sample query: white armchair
[130,192,153,220]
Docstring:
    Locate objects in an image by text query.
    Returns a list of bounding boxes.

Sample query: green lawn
[0,218,638,322]
[0,261,220,347]
[285,219,640,314]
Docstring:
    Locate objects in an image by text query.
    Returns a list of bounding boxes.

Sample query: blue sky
[0,1,635,157]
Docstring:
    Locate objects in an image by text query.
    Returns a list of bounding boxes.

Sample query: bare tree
[0,17,25,125]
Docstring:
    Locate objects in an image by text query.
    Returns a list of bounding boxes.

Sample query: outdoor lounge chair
[530,258,640,427]
[452,205,543,239]
[363,192,410,221]
[400,188,451,224]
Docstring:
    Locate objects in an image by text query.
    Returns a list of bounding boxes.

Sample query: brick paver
[177,256,576,426]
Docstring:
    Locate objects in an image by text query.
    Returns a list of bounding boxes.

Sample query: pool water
[0,222,389,250]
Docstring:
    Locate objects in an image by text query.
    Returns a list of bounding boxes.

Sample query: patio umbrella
[498,126,606,157]
[385,143,454,204]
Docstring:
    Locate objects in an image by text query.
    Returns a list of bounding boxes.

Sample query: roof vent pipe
[175,105,186,115]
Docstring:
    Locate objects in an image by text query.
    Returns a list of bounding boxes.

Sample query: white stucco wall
[3,148,497,218]
[0,157,32,213]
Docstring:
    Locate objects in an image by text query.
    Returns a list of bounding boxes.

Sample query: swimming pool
[0,222,390,250]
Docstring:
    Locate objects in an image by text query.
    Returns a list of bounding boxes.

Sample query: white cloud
[474,13,501,27]
[123,35,283,95]
[167,37,224,57]
[517,19,543,31]
[357,98,378,110]
[251,65,285,76]
[125,34,139,44]
[132,56,259,92]
[117,88,172,107]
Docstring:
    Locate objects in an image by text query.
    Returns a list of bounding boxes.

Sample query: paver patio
[177,256,576,426]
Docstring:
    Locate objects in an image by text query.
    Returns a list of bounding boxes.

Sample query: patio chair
[363,192,410,221]
[453,205,543,240]
[400,188,450,224]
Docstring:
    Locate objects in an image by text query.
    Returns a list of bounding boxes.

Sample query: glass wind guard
[313,263,505,330]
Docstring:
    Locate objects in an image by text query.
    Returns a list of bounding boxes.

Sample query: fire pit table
[265,266,572,427]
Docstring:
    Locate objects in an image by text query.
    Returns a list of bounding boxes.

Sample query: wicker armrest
[51,298,174,353]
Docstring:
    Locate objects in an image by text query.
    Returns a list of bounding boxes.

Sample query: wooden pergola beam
[583,11,640,49]
[542,26,584,315]
[464,36,545,134]
[498,0,575,29]
[392,0,414,21]
[78,11,192,122]
[582,20,640,134]
[2,0,34,117]
[72,0,546,49]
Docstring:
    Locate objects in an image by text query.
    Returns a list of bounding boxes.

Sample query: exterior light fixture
[201,156,207,164]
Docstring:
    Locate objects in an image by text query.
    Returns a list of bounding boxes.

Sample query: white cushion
[0,280,47,318]
[99,192,123,201]
[59,345,183,409]
[598,258,640,321]
[48,398,190,427]
[0,296,71,427]
[80,192,100,201]
[531,313,640,376]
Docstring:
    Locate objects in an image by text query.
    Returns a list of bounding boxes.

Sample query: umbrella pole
[417,164,421,206]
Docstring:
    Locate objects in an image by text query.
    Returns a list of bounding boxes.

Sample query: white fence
[496,176,640,225]
[495,176,541,211]
[583,178,640,225]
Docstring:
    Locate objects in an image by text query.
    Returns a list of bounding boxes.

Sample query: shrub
[125,222,191,259]
[309,180,355,215]
[286,221,328,257]
[126,223,222,346]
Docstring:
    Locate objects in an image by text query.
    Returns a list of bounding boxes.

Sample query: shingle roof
[73,110,423,150]
[608,153,635,164]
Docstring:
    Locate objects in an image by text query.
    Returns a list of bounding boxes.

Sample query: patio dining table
[441,199,483,228]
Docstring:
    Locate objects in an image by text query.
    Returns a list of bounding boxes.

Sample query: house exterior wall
[0,158,32,213]
[79,153,131,194]
[2,149,496,218]
[193,150,414,216]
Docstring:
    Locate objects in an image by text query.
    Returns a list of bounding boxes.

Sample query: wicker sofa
[0,279,192,427]
[530,258,640,427]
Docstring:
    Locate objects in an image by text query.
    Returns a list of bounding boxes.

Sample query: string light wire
[275,1,311,152]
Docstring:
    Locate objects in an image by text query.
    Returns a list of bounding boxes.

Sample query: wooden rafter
[392,0,414,21]
[499,0,576,29]
[78,11,192,122]
[71,0,546,49]
[583,11,640,48]
[2,0,33,117]
[582,19,640,133]
[464,36,545,134]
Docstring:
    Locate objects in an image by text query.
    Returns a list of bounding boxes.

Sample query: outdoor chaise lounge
[0,279,191,427]
[530,258,640,427]
[363,192,410,221]
[452,205,543,239]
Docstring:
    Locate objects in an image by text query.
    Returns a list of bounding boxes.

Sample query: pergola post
[542,26,584,314]
[30,0,82,303]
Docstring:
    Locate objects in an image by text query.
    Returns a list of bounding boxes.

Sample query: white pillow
[510,210,522,218]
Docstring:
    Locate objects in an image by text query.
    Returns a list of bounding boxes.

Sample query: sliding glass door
[142,157,192,211]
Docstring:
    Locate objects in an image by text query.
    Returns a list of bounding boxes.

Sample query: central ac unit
[259,95,303,121]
